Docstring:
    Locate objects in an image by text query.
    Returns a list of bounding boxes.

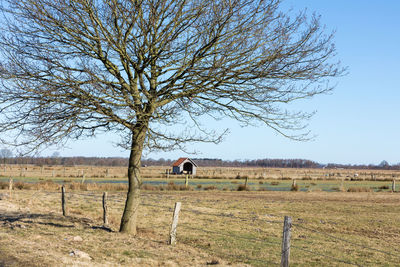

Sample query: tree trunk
[119,123,147,234]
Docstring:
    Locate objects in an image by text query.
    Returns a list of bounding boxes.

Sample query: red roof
[172,157,188,167]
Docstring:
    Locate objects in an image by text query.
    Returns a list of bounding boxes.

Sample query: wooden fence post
[281,216,292,267]
[103,192,108,225]
[392,179,396,192]
[169,202,182,245]
[61,185,67,216]
[185,174,189,188]
[245,177,248,188]
[9,178,13,199]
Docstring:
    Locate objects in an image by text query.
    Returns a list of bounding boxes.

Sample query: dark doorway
[183,162,193,174]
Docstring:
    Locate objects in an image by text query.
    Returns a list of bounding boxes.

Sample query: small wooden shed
[172,157,197,175]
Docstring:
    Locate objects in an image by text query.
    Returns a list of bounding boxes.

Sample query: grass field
[1,164,400,181]
[1,186,400,266]
[0,176,397,193]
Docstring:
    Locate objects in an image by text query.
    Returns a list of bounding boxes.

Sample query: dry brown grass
[347,186,372,192]
[2,189,400,266]
[6,180,199,192]
[2,164,400,181]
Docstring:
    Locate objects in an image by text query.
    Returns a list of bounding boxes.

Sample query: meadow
[1,164,399,181]
[0,164,399,193]
[1,164,400,266]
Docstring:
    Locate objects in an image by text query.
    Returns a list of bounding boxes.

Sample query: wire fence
[141,200,400,266]
[4,187,400,266]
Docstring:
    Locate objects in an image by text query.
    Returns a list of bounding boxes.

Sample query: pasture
[1,165,400,266]
[1,164,400,181]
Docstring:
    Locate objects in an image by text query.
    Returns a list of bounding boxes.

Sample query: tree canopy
[0,0,344,234]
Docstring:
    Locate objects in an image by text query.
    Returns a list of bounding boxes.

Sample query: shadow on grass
[0,210,113,231]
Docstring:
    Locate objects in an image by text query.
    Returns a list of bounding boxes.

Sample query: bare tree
[0,148,13,166]
[0,0,344,234]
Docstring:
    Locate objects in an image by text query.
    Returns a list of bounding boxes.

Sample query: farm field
[1,164,400,181]
[0,163,399,193]
[0,177,398,193]
[1,188,400,266]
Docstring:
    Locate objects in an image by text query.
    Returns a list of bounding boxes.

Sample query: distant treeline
[1,156,399,170]
[1,157,129,167]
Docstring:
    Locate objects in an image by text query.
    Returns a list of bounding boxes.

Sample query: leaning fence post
[103,192,108,225]
[169,202,182,245]
[61,185,67,216]
[281,216,292,267]
[392,179,396,192]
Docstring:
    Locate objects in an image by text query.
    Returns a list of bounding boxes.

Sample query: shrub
[237,184,248,191]
[34,180,58,190]
[378,185,389,190]
[347,187,372,192]
[204,185,217,191]
[14,181,28,190]
[164,181,191,191]
[142,184,157,191]
[0,181,8,189]
[291,184,299,191]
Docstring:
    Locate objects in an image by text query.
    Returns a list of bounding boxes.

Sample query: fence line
[290,244,361,267]
[6,189,398,266]
[146,201,400,266]
[141,202,282,224]
[292,222,400,259]
[179,223,281,266]
[179,215,367,266]
[202,249,280,266]
[180,223,282,246]
[77,197,399,265]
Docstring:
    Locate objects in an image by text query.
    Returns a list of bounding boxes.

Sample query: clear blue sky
[46,1,400,165]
